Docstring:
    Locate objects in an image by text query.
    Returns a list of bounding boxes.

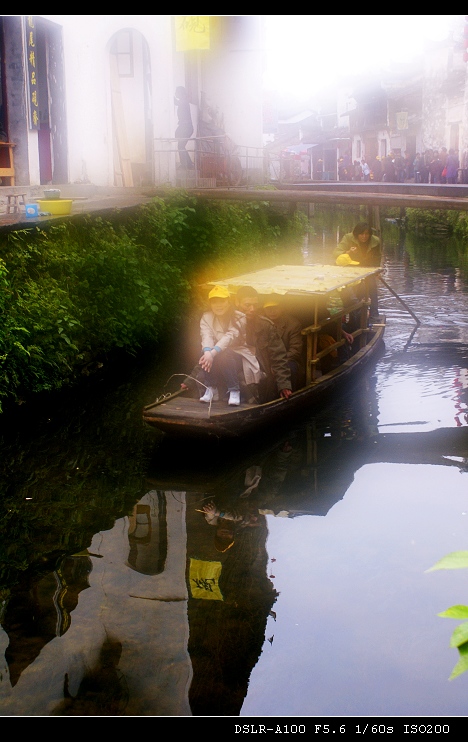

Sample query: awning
[283,143,318,155]
[206,264,382,297]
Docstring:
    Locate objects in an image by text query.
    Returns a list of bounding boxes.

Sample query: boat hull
[143,326,385,439]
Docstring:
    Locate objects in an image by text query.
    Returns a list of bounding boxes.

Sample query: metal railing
[153,136,267,188]
[152,138,343,187]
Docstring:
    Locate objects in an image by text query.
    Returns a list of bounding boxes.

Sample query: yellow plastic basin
[38,199,73,215]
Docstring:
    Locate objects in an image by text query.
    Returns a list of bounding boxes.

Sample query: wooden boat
[142,264,385,438]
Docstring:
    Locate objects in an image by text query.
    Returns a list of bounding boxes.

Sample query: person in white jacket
[197,285,261,406]
[361,158,371,182]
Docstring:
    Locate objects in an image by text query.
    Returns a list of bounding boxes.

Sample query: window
[112,29,134,77]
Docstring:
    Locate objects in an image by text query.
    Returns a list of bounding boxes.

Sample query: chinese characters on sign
[175,16,210,51]
[189,558,223,601]
[25,16,39,130]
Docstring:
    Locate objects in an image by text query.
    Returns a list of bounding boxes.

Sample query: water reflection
[185,495,275,716]
[1,381,468,716]
[1,218,468,716]
[3,553,93,688]
[127,493,168,576]
[52,637,128,716]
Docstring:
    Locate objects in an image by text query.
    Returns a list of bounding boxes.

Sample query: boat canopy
[205,264,382,297]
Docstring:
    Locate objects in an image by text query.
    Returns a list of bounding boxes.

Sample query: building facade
[0,15,264,188]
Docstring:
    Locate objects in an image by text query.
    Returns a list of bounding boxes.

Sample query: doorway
[109,29,153,187]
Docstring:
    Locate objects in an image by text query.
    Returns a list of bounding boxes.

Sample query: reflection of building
[185,499,277,716]
[453,367,468,428]
[2,554,92,688]
[0,479,277,716]
[0,491,192,716]
[1,404,468,715]
[127,492,168,576]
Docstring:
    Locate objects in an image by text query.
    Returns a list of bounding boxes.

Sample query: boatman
[235,286,292,403]
[333,222,381,268]
[333,222,381,322]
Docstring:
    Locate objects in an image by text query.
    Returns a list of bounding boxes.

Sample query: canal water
[0,214,468,717]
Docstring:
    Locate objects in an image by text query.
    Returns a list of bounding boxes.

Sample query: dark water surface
[1,219,468,717]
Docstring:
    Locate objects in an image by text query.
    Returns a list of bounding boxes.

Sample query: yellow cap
[263,293,282,308]
[208,285,230,300]
[336,253,360,267]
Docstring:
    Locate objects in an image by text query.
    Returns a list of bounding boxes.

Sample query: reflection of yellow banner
[396,111,408,130]
[189,558,223,600]
[175,16,210,51]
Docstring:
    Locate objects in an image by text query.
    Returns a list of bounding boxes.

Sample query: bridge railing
[153,137,267,188]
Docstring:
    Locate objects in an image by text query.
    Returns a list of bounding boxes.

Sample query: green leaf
[450,622,468,648]
[438,605,468,619]
[427,552,468,572]
[449,642,468,680]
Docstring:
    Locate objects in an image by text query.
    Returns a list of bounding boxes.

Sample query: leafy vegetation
[405,208,460,234]
[0,191,306,411]
[0,354,158,590]
[428,551,468,679]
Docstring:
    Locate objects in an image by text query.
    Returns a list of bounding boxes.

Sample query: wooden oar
[378,275,421,326]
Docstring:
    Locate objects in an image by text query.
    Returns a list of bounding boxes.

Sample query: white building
[0,15,264,188]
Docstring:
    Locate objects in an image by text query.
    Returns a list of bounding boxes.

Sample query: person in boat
[334,222,381,267]
[333,250,362,338]
[262,295,305,391]
[196,285,262,406]
[200,469,262,551]
[333,222,381,322]
[235,286,293,402]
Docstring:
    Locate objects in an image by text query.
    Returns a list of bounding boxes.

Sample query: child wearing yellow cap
[197,286,260,406]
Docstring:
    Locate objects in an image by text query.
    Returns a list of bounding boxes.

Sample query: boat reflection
[146,408,468,716]
[1,396,467,715]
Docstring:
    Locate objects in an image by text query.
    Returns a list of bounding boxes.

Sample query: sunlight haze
[264,15,461,99]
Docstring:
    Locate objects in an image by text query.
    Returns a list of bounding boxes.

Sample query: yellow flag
[175,16,210,51]
[189,558,223,601]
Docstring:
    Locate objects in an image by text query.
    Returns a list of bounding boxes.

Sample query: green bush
[453,212,468,239]
[405,208,459,234]
[428,551,468,680]
[0,191,306,410]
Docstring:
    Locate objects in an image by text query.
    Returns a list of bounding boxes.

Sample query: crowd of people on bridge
[338,148,461,184]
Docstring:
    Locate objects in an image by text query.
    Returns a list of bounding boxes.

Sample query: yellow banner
[175,16,210,51]
[189,558,223,601]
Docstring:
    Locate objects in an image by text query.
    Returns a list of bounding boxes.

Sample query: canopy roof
[206,264,381,297]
